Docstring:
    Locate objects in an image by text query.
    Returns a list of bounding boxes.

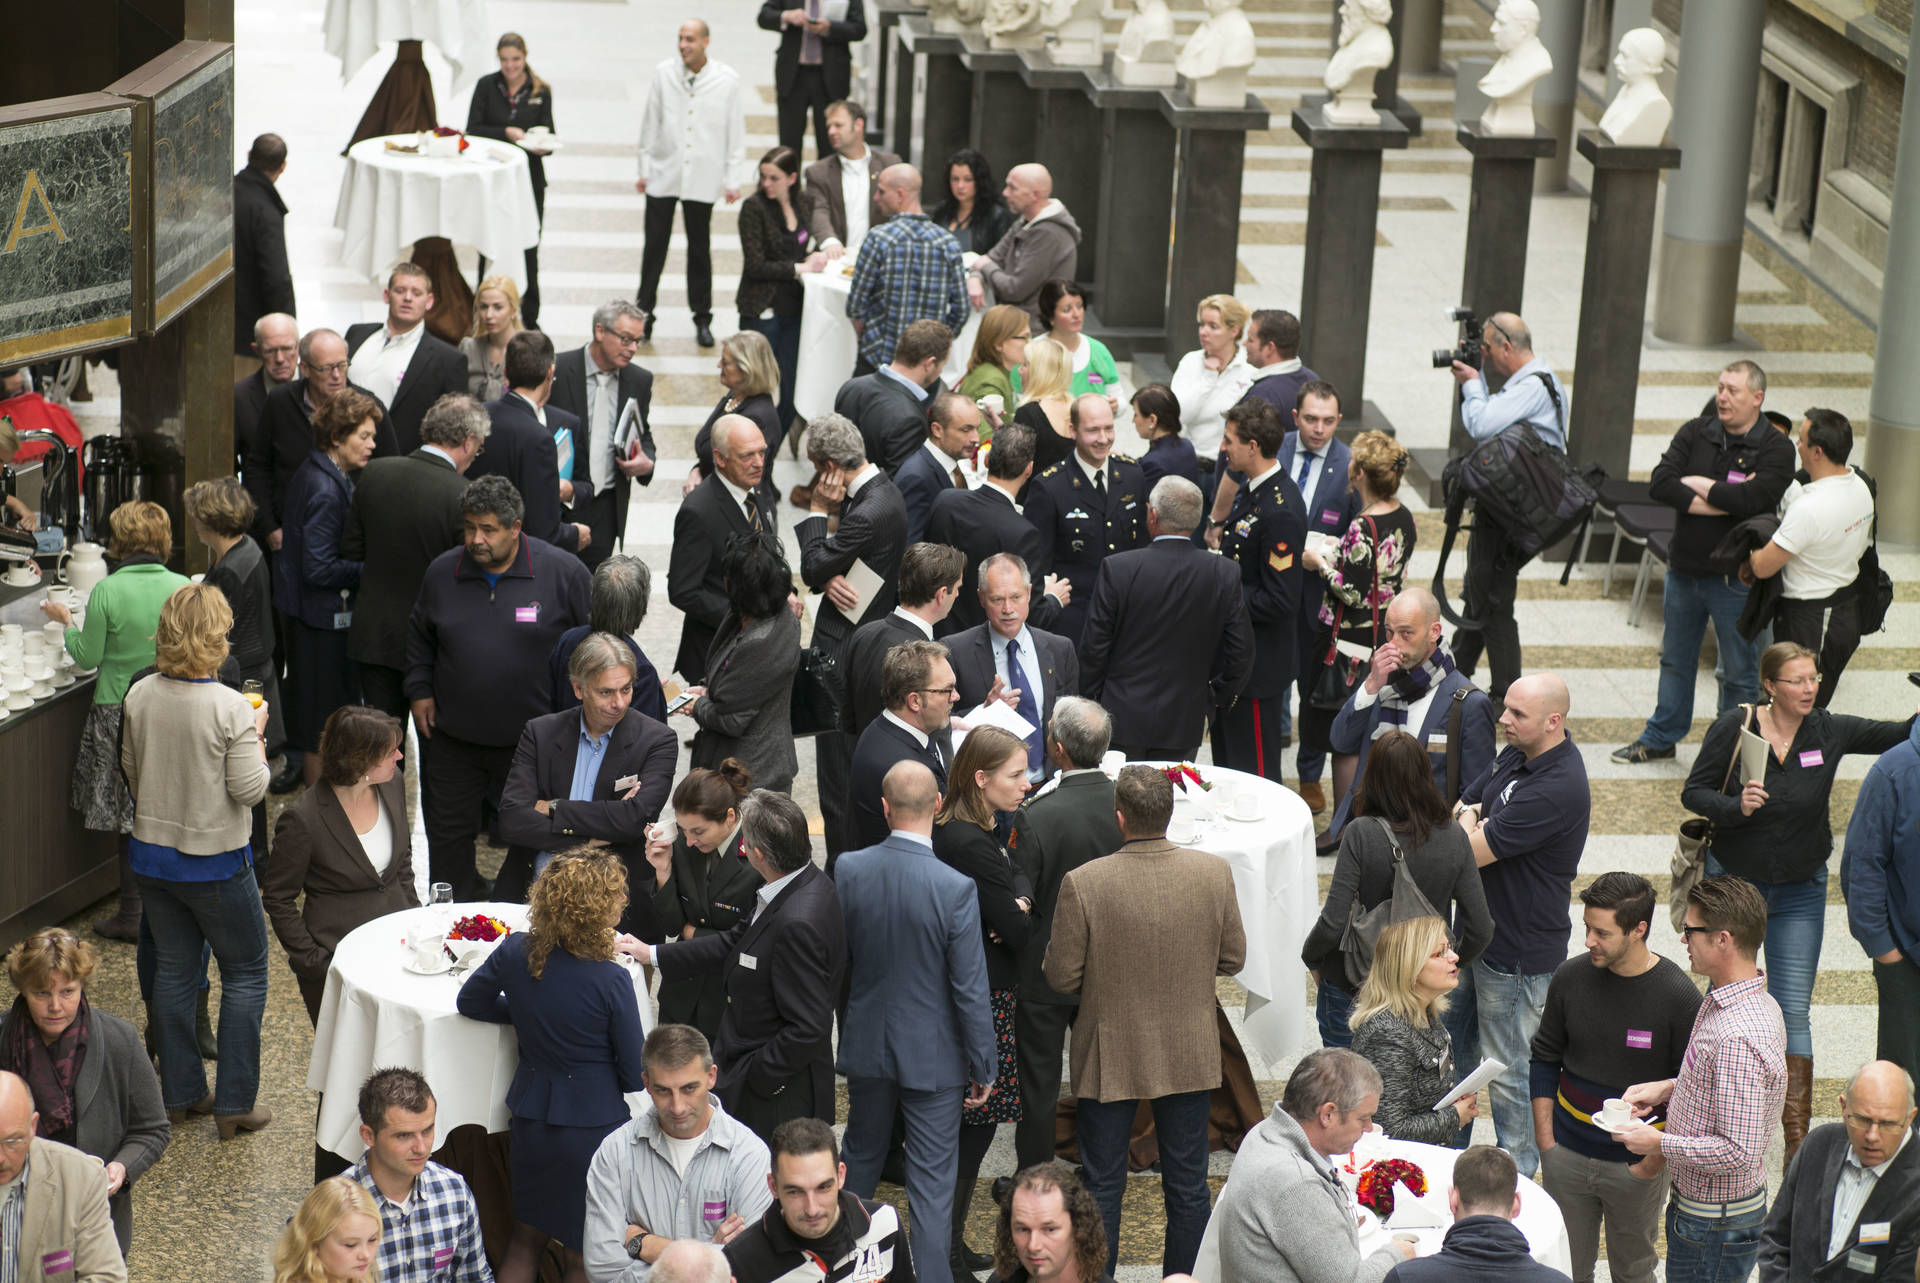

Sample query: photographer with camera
[1445,311,1567,701]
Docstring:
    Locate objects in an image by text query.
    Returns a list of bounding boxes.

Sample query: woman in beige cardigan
[120,583,273,1141]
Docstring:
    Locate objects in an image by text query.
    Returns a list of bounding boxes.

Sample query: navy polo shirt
[1459,734,1590,973]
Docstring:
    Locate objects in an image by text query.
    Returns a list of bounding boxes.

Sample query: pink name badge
[1799,749,1824,768]
[433,1246,456,1268]
[1088,373,1105,388]
[514,605,539,623]
[1626,1029,1653,1049]
[1322,509,1342,525]
[702,1198,729,1222]
[1726,470,1751,484]
[43,1250,74,1275]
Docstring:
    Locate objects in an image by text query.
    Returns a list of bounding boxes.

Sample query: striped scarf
[1374,648,1456,735]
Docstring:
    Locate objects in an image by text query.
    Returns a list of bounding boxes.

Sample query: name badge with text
[739,953,759,970]
[515,604,540,623]
[43,1251,74,1275]
[1799,749,1824,768]
[1848,1250,1876,1274]
[616,774,640,791]
[1859,1223,1892,1245]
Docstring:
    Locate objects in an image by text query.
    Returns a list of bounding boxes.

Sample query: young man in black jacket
[1384,1146,1573,1283]
[725,1118,914,1283]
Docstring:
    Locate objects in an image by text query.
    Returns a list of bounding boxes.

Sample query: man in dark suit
[645,791,848,1141]
[797,414,909,859]
[495,633,678,929]
[835,759,994,1283]
[833,319,949,474]
[895,392,979,544]
[846,640,956,856]
[757,0,867,159]
[804,100,901,256]
[342,394,487,729]
[234,313,297,471]
[343,263,468,454]
[232,134,295,363]
[1759,1059,1920,1283]
[668,414,779,683]
[1081,476,1254,762]
[923,420,1067,638]
[947,553,1078,785]
[845,542,966,735]
[547,299,658,567]
[474,331,592,556]
[1025,394,1150,646]
[246,328,398,550]
[1212,399,1307,786]
[1007,697,1121,1169]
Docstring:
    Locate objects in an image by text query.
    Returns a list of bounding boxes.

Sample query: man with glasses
[1758,1060,1920,1282]
[845,640,956,856]
[550,299,658,569]
[1446,311,1567,702]
[668,415,780,684]
[234,312,298,474]
[0,1071,124,1282]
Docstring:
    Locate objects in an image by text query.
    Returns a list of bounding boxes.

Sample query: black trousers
[1452,509,1528,699]
[1014,998,1076,1168]
[818,729,855,862]
[1212,693,1288,784]
[777,65,833,159]
[723,1070,819,1147]
[1112,742,1198,765]
[1771,594,1862,708]
[422,729,516,901]
[638,195,714,325]
[578,487,620,569]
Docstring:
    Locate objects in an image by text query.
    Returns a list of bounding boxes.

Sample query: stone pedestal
[1162,89,1270,358]
[1113,50,1176,87]
[1568,131,1681,488]
[1020,52,1103,283]
[1291,103,1409,410]
[959,35,1038,164]
[871,0,925,149]
[1048,0,1106,65]
[1448,120,1556,455]
[1086,69,1177,354]
[892,18,970,170]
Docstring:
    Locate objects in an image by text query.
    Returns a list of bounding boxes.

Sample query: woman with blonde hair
[459,274,523,400]
[466,32,555,325]
[272,1176,381,1283]
[955,304,1034,438]
[41,500,190,940]
[1169,292,1254,462]
[459,850,648,1283]
[1012,335,1076,485]
[690,329,785,486]
[1349,915,1478,1144]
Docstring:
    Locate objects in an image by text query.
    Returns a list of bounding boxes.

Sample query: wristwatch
[626,1232,648,1261]
[1208,518,1227,529]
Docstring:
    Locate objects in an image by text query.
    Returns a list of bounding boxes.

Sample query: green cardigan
[1065,335,1121,399]
[955,362,1017,442]
[64,562,192,705]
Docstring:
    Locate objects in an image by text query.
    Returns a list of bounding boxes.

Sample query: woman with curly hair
[992,1160,1114,1283]
[931,149,1013,255]
[272,1176,381,1283]
[1348,915,1479,1145]
[458,849,648,1283]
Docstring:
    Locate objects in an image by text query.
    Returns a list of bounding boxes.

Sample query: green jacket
[65,562,192,705]
[954,362,1016,442]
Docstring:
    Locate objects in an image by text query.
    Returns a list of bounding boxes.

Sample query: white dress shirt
[752,866,804,923]
[1074,453,1110,493]
[635,57,747,203]
[890,606,935,639]
[922,439,967,487]
[991,626,1046,781]
[506,389,547,428]
[1290,440,1330,516]
[839,149,874,251]
[348,321,424,408]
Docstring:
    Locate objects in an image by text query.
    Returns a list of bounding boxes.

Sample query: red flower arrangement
[432,125,470,153]
[1355,1158,1428,1218]
[1163,763,1210,791]
[449,913,510,943]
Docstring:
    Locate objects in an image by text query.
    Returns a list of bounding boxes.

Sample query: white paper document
[1431,1057,1506,1113]
[830,558,888,623]
[613,397,648,458]
[1739,726,1770,786]
[960,698,1037,742]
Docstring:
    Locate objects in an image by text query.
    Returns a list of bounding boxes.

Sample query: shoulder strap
[1528,371,1566,434]
[1445,687,1471,801]
[1372,815,1405,861]
[1719,704,1753,793]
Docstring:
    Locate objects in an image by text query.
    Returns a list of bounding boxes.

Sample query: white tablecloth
[1193,1134,1573,1281]
[333,136,541,289]
[307,902,654,1161]
[323,0,492,87]
[792,269,984,421]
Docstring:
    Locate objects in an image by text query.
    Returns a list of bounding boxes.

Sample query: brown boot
[1299,781,1327,813]
[1783,1054,1813,1163]
[91,850,141,941]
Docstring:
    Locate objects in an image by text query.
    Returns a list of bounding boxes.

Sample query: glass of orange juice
[241,679,264,709]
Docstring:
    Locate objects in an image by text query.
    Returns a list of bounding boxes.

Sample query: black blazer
[341,449,468,671]
[1759,1121,1920,1283]
[893,443,963,545]
[923,483,1064,637]
[834,371,935,476]
[758,0,867,99]
[233,369,273,473]
[1008,769,1122,1003]
[932,818,1032,990]
[465,72,556,205]
[929,198,1013,256]
[651,828,764,1039]
[797,471,908,657]
[494,707,680,937]
[232,166,294,355]
[657,862,847,1123]
[1024,455,1151,645]
[472,392,585,554]
[1080,538,1255,756]
[847,714,948,854]
[245,377,398,541]
[260,775,417,980]
[844,612,930,733]
[342,322,469,455]
[548,345,657,551]
[945,621,1078,775]
[668,472,779,682]
[694,392,784,479]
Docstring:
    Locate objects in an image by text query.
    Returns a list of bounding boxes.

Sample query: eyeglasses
[1677,925,1720,940]
[602,329,644,348]
[305,360,349,376]
[919,686,959,699]
[1843,1112,1910,1133]
[0,1136,27,1152]
[1769,675,1821,689]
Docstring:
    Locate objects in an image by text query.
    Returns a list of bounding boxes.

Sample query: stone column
[1650,0,1764,345]
[1087,73,1177,354]
[1401,0,1445,74]
[871,0,924,149]
[1163,91,1271,359]
[1022,53,1103,283]
[1532,0,1585,192]
[893,20,970,169]
[1861,15,1920,543]
[959,37,1038,164]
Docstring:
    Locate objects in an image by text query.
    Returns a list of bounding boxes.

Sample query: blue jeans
[1316,977,1354,1048]
[740,312,802,451]
[1471,956,1552,1176]
[136,868,269,1114]
[1706,855,1825,1058]
[1643,571,1758,750]
[135,913,210,1003]
[1664,1196,1767,1283]
[1078,1090,1212,1276]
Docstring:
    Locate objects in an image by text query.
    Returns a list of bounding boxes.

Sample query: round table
[306,902,655,1162]
[333,135,541,290]
[792,269,985,421]
[324,0,492,87]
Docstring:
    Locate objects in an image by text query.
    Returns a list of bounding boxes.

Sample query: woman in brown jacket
[262,706,417,1024]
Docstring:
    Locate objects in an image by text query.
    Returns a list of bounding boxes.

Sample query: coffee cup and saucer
[1167,814,1200,845]
[1,562,40,589]
[1224,788,1263,822]
[1592,1097,1636,1133]
[403,933,452,976]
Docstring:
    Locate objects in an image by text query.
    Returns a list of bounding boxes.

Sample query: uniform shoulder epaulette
[1038,461,1065,478]
[1111,451,1136,464]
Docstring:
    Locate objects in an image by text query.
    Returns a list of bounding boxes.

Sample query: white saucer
[1590,1113,1637,1134]
[1168,833,1202,846]
[403,957,452,977]
[517,133,564,153]
[1224,809,1264,823]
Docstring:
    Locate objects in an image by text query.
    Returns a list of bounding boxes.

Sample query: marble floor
[21,0,1908,1278]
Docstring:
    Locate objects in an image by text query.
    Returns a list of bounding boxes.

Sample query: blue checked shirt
[0,1159,25,1283]
[846,212,969,369]
[351,1156,494,1283]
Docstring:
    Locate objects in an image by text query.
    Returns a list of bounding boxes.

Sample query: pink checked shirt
[1660,973,1787,1201]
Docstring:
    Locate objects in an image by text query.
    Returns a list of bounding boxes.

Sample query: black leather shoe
[951,1242,992,1275]
[268,760,302,794]
[695,321,715,348]
[990,1176,1013,1206]
[640,310,655,343]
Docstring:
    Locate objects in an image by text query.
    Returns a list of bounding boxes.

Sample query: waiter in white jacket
[635,19,748,350]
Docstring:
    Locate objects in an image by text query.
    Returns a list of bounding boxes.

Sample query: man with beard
[724,1119,914,1283]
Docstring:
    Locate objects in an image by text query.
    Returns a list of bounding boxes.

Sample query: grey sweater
[1350,1008,1460,1146]
[1302,818,1494,991]
[1216,1103,1402,1283]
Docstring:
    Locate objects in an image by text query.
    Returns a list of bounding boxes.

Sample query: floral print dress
[1313,505,1417,688]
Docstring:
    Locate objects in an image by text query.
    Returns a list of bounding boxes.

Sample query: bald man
[845,162,968,375]
[1449,672,1589,1178]
[965,163,1082,328]
[1759,1060,1920,1282]
[0,1072,126,1281]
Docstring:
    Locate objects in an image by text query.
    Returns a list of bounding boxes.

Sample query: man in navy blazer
[834,320,950,474]
[923,420,1067,638]
[835,760,995,1283]
[546,300,658,567]
[1243,309,1319,425]
[946,554,1078,783]
[894,392,980,544]
[1326,587,1496,844]
[474,332,592,556]
[845,640,956,859]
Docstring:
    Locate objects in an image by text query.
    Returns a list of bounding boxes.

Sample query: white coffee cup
[1168,812,1197,843]
[46,586,73,609]
[1234,787,1261,820]
[1600,1097,1633,1127]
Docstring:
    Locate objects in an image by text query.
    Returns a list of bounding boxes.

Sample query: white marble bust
[1049,0,1108,65]
[1176,0,1257,105]
[1115,0,1178,83]
[1323,0,1394,125]
[983,0,1046,48]
[1599,28,1673,145]
[1477,0,1553,136]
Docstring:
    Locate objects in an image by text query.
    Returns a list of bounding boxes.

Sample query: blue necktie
[1295,450,1314,503]
[1007,638,1044,770]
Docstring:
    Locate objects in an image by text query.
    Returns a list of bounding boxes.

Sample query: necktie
[951,464,966,489]
[801,0,824,64]
[592,371,616,492]
[1094,469,1106,501]
[1295,450,1314,494]
[1007,638,1044,768]
[743,490,761,532]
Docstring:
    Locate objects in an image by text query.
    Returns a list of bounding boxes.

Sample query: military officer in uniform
[1210,398,1307,785]
[1023,393,1150,646]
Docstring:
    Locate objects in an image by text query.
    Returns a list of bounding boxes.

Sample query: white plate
[403,957,452,977]
[1223,808,1264,823]
[517,133,564,153]
[1590,1113,1638,1134]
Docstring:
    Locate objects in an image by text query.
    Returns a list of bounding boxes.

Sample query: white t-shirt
[356,803,394,877]
[662,1130,703,1178]
[1773,470,1874,599]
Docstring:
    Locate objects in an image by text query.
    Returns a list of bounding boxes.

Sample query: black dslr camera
[1432,307,1482,370]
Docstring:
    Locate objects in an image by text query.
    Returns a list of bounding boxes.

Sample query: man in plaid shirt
[846,165,968,375]
[348,1068,494,1283]
[1617,876,1787,1283]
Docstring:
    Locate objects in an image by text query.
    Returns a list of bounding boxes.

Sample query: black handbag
[1338,817,1446,989]
[789,645,845,738]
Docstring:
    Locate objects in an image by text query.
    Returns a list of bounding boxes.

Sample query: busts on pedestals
[1114,0,1178,84]
[1599,28,1672,145]
[1322,0,1394,125]
[1049,0,1109,66]
[1176,0,1257,107]
[1477,0,1552,135]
